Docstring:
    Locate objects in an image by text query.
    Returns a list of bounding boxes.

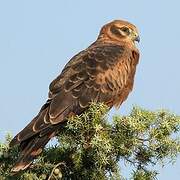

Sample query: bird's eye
[120,27,130,34]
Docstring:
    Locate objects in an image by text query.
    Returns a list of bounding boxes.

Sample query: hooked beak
[134,35,140,43]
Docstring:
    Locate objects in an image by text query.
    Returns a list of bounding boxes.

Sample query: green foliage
[0,103,180,179]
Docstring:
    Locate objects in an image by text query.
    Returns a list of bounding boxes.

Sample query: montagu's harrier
[10,20,140,172]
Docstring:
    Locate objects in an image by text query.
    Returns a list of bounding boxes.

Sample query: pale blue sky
[0,0,180,179]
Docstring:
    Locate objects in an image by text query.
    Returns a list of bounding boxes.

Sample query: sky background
[0,0,180,179]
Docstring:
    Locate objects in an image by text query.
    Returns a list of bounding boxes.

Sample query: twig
[48,162,66,180]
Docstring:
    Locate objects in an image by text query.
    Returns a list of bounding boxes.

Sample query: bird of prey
[10,19,140,172]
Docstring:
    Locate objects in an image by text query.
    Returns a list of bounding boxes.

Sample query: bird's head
[98,20,140,45]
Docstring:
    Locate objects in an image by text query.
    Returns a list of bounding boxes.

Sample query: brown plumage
[10,20,140,172]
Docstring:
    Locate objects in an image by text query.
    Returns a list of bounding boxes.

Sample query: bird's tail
[11,130,55,173]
